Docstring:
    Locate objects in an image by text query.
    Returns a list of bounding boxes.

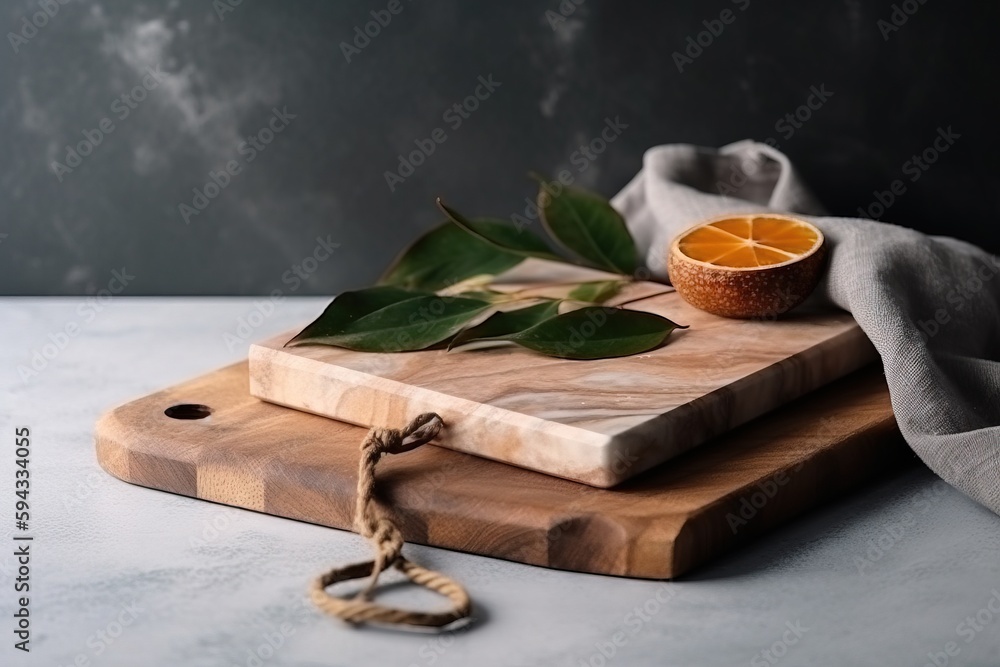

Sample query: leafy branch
[288,179,686,359]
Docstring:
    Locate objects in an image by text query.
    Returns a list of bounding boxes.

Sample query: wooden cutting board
[249,261,877,487]
[95,363,909,579]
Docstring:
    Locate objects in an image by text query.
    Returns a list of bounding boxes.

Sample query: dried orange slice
[667,214,826,319]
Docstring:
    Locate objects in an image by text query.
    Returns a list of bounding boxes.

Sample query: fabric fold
[613,140,1000,515]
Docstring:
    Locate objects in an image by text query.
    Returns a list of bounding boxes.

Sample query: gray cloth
[612,140,1000,515]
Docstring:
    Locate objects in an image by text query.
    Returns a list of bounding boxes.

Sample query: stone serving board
[248,262,877,487]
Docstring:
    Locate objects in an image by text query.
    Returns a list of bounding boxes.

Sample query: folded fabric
[612,140,1000,515]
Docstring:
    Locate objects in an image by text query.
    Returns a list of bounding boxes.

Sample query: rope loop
[310,413,473,629]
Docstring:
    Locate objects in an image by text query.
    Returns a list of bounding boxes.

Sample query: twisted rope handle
[309,413,472,628]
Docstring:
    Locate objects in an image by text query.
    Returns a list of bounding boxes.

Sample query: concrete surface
[5,2,1000,296]
[1,298,998,667]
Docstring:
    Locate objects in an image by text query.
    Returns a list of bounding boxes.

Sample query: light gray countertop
[2,298,999,667]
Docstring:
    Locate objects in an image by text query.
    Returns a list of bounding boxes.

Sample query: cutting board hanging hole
[164,404,213,420]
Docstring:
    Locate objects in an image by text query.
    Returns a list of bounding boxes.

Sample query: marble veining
[250,280,878,486]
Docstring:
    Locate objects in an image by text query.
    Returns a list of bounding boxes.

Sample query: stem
[502,280,606,297]
[615,289,674,308]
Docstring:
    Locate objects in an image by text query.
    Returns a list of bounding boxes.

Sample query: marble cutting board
[249,261,878,487]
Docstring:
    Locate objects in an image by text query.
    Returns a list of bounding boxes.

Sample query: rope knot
[364,413,443,456]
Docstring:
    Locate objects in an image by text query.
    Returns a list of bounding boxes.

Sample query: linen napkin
[612,140,1000,515]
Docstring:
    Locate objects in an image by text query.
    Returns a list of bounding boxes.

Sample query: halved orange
[667,214,826,319]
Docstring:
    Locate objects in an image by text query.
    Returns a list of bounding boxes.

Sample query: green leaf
[536,182,639,275]
[379,222,523,291]
[449,300,562,349]
[436,199,564,262]
[506,307,684,360]
[286,286,492,352]
[567,280,627,303]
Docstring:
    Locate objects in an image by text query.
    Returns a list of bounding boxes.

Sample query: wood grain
[95,363,910,579]
[249,261,877,486]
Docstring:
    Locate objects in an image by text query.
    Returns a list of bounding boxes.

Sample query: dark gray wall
[2,0,997,295]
